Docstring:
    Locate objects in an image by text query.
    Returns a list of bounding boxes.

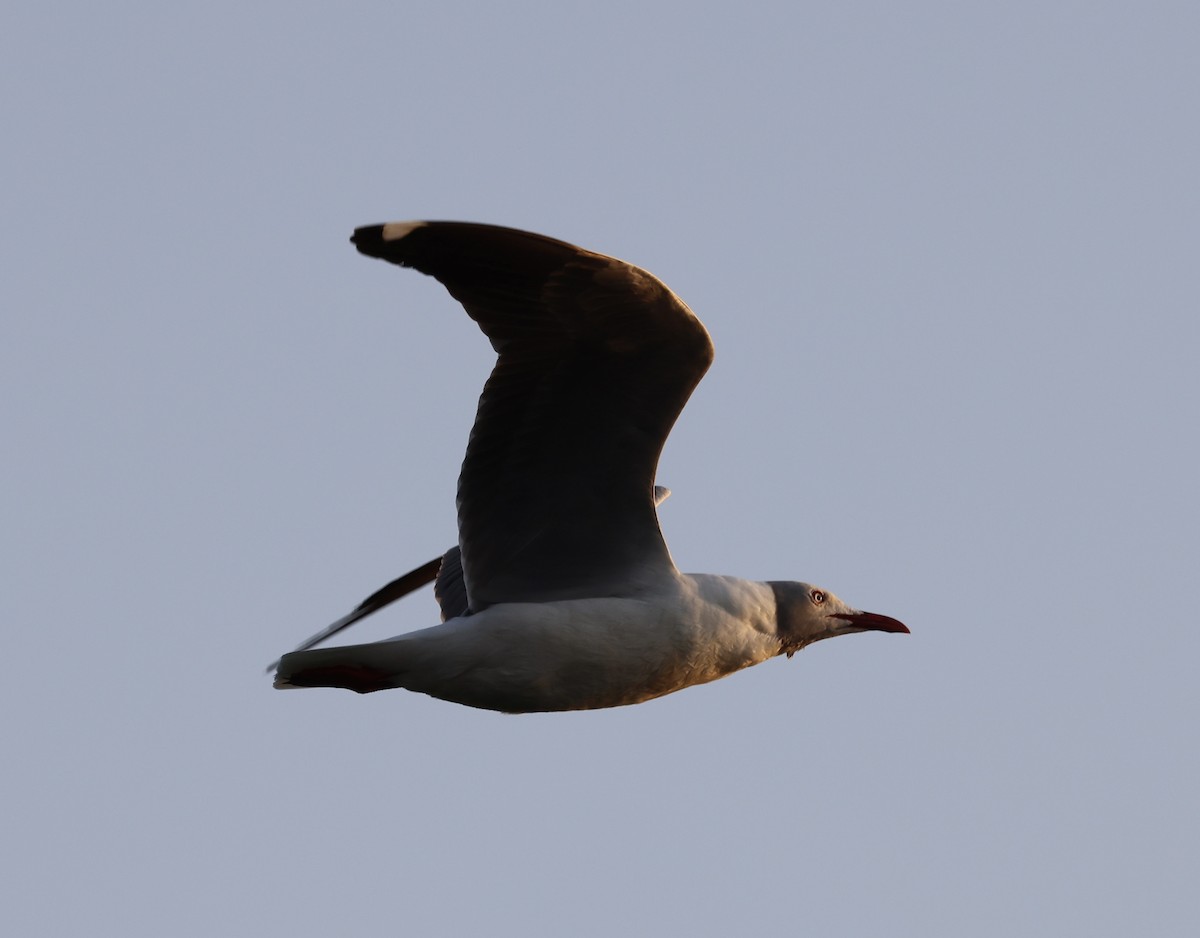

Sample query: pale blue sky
[3,2,1197,935]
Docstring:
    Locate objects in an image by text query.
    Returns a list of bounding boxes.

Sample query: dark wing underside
[352,222,713,611]
[264,556,441,672]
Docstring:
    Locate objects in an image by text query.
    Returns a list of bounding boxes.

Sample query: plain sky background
[3,2,1197,935]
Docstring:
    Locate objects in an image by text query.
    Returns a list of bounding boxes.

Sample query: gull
[274,222,907,712]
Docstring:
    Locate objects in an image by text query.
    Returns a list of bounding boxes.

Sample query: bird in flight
[273,222,907,712]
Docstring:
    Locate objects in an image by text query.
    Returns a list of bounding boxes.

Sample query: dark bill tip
[830,611,910,634]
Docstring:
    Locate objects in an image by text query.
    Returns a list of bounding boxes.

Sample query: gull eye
[810,589,826,605]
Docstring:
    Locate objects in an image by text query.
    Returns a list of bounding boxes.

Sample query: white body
[281,575,783,712]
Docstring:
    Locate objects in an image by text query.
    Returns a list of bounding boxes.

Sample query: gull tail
[274,642,411,695]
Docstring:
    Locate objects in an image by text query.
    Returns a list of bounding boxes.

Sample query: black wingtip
[350,223,386,257]
[351,221,428,260]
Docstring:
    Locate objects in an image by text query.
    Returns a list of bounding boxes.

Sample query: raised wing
[352,222,711,610]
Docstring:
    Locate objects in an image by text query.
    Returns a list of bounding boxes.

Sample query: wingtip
[351,220,427,256]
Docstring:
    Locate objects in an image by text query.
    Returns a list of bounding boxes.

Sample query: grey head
[768,581,908,658]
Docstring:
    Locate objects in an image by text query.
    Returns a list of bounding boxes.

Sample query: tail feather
[274,643,407,694]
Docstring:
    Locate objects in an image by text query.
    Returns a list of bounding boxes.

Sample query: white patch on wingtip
[380,221,427,242]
